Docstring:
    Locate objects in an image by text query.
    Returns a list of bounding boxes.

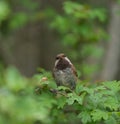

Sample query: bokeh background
[0,0,120,124]
[0,0,120,80]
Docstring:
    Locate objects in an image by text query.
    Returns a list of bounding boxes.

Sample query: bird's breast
[54,68,76,87]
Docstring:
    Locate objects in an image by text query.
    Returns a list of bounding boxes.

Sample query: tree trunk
[100,2,120,80]
[0,0,63,76]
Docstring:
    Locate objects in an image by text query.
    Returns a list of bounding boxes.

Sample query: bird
[53,53,78,90]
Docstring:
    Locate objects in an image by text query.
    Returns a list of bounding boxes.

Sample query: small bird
[53,53,78,90]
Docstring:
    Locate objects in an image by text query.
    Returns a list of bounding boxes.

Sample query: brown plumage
[53,53,78,89]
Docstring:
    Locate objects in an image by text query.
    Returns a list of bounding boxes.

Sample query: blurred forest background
[0,0,120,80]
[1,0,120,124]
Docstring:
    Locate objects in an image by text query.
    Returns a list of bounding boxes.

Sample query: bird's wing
[71,65,78,77]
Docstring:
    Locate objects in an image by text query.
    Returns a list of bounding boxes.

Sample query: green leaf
[9,12,28,29]
[75,83,83,94]
[67,92,84,105]
[91,109,109,122]
[91,9,106,22]
[63,1,83,15]
[103,97,119,111]
[57,86,70,91]
[103,81,120,93]
[105,116,117,124]
[95,85,106,91]
[57,96,66,109]
[66,93,75,105]
[0,1,10,21]
[4,67,27,91]
[78,111,91,124]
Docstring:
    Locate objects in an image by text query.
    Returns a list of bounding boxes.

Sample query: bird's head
[54,53,72,70]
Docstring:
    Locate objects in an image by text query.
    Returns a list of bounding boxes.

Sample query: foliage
[0,1,10,22]
[0,1,119,123]
[0,0,44,35]
[0,66,120,124]
[0,0,108,79]
[49,1,108,79]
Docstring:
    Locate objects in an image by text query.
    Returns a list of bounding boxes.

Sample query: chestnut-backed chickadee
[53,53,77,90]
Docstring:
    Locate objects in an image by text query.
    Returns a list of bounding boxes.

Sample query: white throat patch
[55,59,59,67]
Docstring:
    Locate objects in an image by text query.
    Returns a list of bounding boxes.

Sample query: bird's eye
[56,57,59,60]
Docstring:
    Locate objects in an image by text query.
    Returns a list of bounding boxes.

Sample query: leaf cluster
[0,0,44,35]
[0,67,120,124]
[51,1,107,45]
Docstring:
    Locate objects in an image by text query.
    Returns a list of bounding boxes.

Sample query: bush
[0,67,120,124]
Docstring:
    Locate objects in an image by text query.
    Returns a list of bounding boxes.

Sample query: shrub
[0,67,120,124]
